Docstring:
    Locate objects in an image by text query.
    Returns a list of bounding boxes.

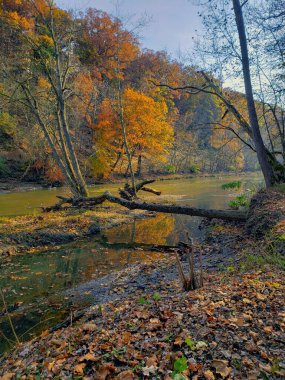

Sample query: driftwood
[174,237,203,291]
[44,190,247,221]
[119,179,159,200]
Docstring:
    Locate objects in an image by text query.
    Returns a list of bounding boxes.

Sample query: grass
[240,252,285,271]
[221,181,242,190]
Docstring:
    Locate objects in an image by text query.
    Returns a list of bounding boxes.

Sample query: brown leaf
[96,363,116,380]
[0,373,15,380]
[204,370,215,380]
[81,323,97,332]
[145,355,158,367]
[121,331,133,344]
[258,363,272,373]
[49,339,62,347]
[212,359,232,378]
[115,370,135,379]
[74,363,86,375]
[247,372,258,380]
[79,353,97,362]
[263,326,273,334]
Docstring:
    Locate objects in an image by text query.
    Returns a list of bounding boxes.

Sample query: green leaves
[185,338,207,351]
[228,194,249,210]
[171,356,188,379]
[173,356,188,373]
[153,292,161,301]
[185,337,195,350]
[137,296,150,305]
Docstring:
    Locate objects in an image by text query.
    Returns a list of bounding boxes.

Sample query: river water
[0,175,262,353]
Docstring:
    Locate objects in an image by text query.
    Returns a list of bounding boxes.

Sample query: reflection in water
[104,214,175,245]
[0,175,263,353]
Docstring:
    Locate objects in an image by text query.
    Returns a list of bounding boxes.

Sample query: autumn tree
[0,0,91,196]
[92,88,174,178]
[76,8,139,82]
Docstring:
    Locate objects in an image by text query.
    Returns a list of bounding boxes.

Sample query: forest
[0,0,284,379]
[1,0,284,190]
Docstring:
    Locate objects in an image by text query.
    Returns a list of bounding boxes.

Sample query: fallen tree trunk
[44,191,247,221]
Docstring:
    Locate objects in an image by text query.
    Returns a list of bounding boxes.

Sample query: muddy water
[0,175,262,353]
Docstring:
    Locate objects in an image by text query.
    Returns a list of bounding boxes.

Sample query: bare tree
[232,0,275,187]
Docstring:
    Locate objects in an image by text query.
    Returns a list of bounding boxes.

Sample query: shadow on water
[0,175,263,353]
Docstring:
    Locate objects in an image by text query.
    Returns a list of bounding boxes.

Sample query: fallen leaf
[263,326,273,334]
[73,363,86,375]
[0,373,15,380]
[145,355,158,367]
[115,370,135,379]
[81,323,97,332]
[79,353,97,362]
[259,363,272,373]
[212,359,232,378]
[96,363,116,380]
[204,370,215,380]
[196,341,207,350]
[142,365,157,376]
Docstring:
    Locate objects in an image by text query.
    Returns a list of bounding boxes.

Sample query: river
[0,174,262,353]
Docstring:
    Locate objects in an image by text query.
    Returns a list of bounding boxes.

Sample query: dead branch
[43,190,247,221]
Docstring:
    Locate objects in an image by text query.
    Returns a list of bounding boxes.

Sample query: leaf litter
[0,266,284,379]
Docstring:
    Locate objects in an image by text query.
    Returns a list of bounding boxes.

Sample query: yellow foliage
[37,34,53,47]
[7,10,34,30]
[37,76,51,90]
[93,88,174,174]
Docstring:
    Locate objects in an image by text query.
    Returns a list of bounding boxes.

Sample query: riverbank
[0,189,284,379]
[0,206,155,257]
[0,172,259,194]
[0,222,284,379]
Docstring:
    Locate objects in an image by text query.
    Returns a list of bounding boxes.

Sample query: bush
[189,164,200,173]
[165,164,176,174]
[228,194,249,210]
[0,157,8,175]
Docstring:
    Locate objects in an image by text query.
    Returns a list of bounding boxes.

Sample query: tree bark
[232,0,276,187]
[136,155,142,177]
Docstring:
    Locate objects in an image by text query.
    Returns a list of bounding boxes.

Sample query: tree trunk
[136,155,142,177]
[44,191,247,221]
[201,73,285,183]
[232,0,276,187]
[118,80,137,196]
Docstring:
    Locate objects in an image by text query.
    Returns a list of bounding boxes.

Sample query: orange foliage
[92,88,174,176]
[77,9,139,80]
[44,161,65,183]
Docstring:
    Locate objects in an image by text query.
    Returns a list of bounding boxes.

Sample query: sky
[55,0,203,59]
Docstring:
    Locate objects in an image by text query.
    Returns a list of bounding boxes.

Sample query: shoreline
[0,206,155,258]
[0,171,261,195]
